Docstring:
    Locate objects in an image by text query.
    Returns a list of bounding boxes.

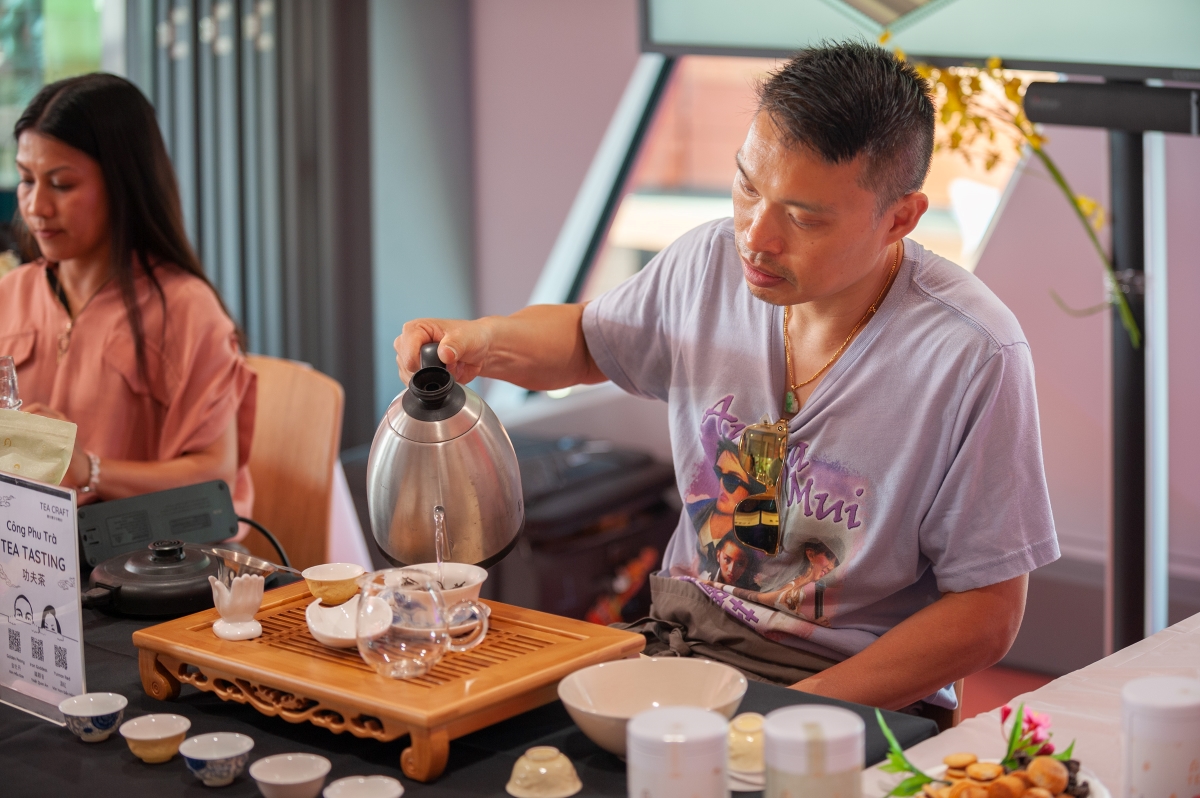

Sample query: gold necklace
[55,271,113,363]
[782,241,901,416]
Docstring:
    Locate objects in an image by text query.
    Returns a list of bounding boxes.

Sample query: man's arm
[395,304,608,390]
[792,573,1028,710]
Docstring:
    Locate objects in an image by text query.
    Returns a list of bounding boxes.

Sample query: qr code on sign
[7,627,19,653]
[54,645,67,670]
[31,636,43,662]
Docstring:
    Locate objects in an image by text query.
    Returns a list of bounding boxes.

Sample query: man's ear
[885,191,929,242]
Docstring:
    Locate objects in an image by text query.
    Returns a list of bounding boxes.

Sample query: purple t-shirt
[582,219,1059,706]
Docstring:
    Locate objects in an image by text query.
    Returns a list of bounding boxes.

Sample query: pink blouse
[0,262,256,517]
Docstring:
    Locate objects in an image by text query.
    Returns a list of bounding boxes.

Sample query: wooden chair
[243,355,344,571]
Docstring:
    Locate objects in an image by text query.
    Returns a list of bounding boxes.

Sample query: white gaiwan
[209,574,265,640]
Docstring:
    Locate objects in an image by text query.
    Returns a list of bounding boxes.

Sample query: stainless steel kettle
[366,343,524,567]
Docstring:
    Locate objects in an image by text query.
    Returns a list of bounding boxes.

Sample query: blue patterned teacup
[180,732,255,787]
[58,692,128,742]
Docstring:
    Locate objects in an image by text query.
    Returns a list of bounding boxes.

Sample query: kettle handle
[420,342,446,371]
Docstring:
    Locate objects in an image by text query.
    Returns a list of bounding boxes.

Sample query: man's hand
[792,574,1028,710]
[393,304,608,392]
[395,318,492,385]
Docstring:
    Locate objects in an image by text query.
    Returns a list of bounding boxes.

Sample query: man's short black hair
[758,41,934,214]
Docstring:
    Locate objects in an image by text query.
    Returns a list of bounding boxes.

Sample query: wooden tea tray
[131,581,644,781]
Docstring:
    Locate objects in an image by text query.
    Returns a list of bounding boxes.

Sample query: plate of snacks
[916,753,1108,798]
[874,704,1109,798]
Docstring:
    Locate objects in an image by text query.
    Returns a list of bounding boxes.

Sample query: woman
[0,74,255,516]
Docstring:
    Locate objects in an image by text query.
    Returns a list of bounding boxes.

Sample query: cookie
[984,774,1027,798]
[1007,770,1033,787]
[1022,789,1054,798]
[966,762,1004,782]
[944,753,979,770]
[947,782,988,798]
[946,768,968,780]
[1027,756,1069,794]
[922,783,942,798]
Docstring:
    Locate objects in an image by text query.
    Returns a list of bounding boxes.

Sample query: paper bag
[0,408,78,485]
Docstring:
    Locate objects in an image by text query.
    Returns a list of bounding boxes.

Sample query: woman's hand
[22,402,90,489]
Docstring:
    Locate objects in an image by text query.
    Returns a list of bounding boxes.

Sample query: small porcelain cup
[58,692,128,742]
[119,713,191,763]
[180,732,255,787]
[303,563,366,606]
[728,712,765,774]
[505,746,582,798]
[250,752,332,798]
[323,775,405,798]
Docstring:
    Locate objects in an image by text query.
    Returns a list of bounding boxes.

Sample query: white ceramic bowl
[58,692,128,742]
[250,753,332,798]
[118,713,191,763]
[323,775,405,798]
[557,657,747,756]
[180,732,255,787]
[306,595,361,648]
[394,563,487,604]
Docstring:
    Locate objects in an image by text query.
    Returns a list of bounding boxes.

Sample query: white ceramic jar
[763,705,864,798]
[1121,675,1200,798]
[626,706,728,798]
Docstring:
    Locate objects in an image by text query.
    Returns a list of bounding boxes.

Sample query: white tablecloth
[862,611,1200,795]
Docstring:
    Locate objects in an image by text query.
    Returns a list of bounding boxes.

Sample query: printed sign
[0,472,84,723]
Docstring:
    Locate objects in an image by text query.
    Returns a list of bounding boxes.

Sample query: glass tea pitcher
[356,568,489,680]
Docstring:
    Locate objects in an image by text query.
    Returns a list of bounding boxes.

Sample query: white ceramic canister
[627,706,729,798]
[763,705,864,798]
[1121,675,1200,798]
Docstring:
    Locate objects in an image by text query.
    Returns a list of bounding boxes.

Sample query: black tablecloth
[0,609,937,796]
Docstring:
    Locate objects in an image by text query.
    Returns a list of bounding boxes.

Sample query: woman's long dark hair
[13,73,235,381]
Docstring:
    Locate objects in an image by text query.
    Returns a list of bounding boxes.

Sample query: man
[396,42,1058,715]
[689,437,758,572]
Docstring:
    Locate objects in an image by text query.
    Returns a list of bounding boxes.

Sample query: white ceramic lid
[627,706,728,761]
[323,775,405,798]
[1122,676,1200,714]
[763,705,865,775]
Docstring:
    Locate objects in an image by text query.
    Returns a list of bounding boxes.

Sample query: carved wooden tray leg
[138,649,181,701]
[400,726,450,782]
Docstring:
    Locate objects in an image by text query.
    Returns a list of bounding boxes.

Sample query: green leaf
[890,774,934,797]
[1052,740,1076,762]
[876,708,937,788]
[1004,703,1026,761]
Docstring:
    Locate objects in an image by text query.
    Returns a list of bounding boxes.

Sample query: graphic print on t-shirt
[685,394,867,629]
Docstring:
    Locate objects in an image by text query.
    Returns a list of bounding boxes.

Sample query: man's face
[717,541,749,584]
[807,551,836,581]
[714,450,751,514]
[731,112,926,307]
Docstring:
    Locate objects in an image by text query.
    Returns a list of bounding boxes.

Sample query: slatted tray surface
[132,581,644,780]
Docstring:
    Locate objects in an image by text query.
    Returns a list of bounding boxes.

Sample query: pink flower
[1023,709,1052,737]
[1030,726,1049,744]
[1000,705,1013,723]
[1037,742,1055,756]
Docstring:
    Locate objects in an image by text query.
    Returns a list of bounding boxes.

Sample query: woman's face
[16,131,110,264]
[714,450,752,515]
[806,550,836,580]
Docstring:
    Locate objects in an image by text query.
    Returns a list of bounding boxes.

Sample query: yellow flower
[879,30,892,45]
[987,56,1003,72]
